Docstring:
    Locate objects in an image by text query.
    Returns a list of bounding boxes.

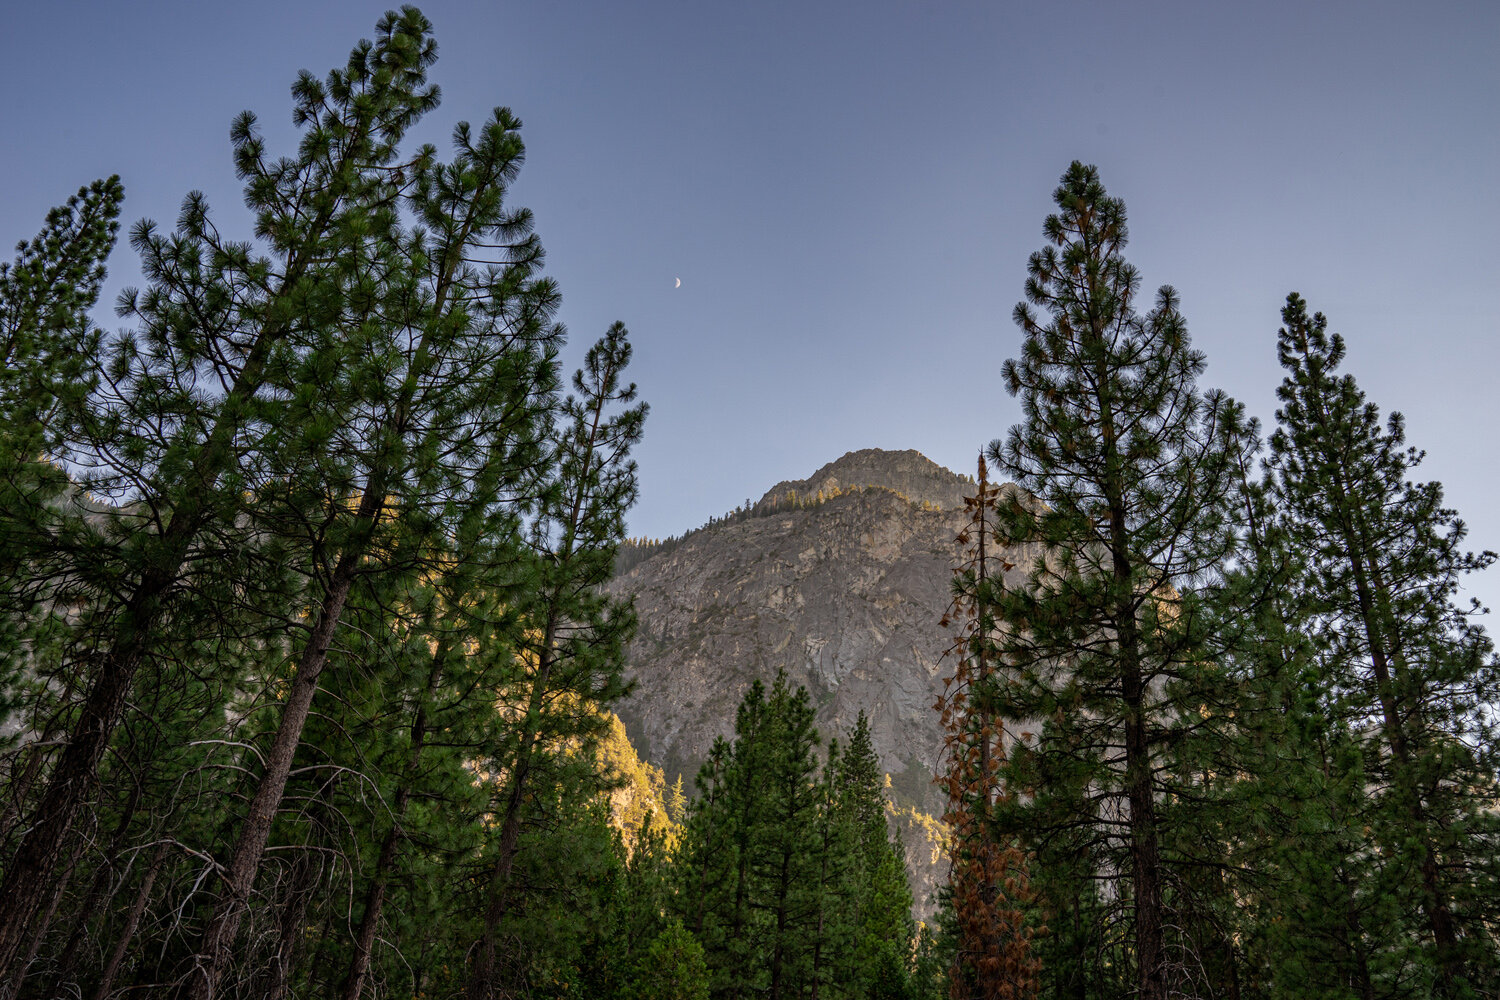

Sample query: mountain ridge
[609,448,1031,911]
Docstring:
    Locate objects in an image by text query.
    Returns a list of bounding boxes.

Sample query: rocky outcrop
[754,448,973,514]
[609,449,1031,912]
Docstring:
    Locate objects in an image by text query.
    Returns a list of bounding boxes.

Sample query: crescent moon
[674,277,681,288]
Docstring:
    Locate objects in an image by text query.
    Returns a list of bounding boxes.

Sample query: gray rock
[609,448,1030,913]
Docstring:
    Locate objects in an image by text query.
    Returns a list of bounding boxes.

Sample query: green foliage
[622,919,711,1000]
[983,162,1253,1000]
[0,10,651,1000]
[1263,293,1500,995]
[675,681,922,1000]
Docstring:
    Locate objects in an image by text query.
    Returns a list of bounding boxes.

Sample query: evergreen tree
[677,674,841,1000]
[175,16,568,992]
[836,711,916,1000]
[622,919,711,1000]
[750,676,826,1000]
[0,175,123,836]
[1267,293,1500,994]
[0,176,121,453]
[0,11,444,975]
[678,731,753,995]
[1203,422,1405,999]
[466,323,645,1000]
[984,162,1249,1000]
[940,457,1036,1000]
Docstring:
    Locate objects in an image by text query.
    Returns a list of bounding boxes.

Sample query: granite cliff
[608,448,1027,910]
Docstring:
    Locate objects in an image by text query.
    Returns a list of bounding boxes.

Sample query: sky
[3,1,1498,613]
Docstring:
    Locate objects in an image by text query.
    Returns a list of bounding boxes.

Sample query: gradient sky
[3,1,1498,613]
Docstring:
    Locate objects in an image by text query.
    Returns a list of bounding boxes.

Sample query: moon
[674,277,681,288]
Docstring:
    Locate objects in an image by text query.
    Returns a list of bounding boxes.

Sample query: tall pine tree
[985,162,1249,1000]
[1268,293,1500,994]
[0,12,443,974]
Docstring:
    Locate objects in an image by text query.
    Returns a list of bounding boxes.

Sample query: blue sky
[3,1,1497,613]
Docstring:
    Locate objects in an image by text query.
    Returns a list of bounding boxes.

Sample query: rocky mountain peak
[755,448,974,514]
[611,449,1031,910]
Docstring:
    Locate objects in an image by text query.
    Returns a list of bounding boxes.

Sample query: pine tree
[746,674,825,1000]
[466,324,645,1000]
[985,162,1250,1000]
[622,919,711,1000]
[835,713,916,1000]
[0,11,444,975]
[1267,293,1500,994]
[1199,420,1406,998]
[0,175,123,833]
[939,456,1036,1000]
[174,17,571,992]
[0,176,121,452]
[676,673,833,1000]
[678,731,755,997]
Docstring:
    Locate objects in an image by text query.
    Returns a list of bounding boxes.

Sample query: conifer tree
[677,673,849,1000]
[0,176,123,828]
[0,176,121,452]
[0,11,443,975]
[747,675,824,1000]
[466,324,645,1000]
[835,712,916,1000]
[677,732,752,995]
[174,23,569,995]
[1267,293,1500,994]
[939,457,1035,1000]
[1201,421,1407,998]
[984,162,1249,1000]
[623,919,711,1000]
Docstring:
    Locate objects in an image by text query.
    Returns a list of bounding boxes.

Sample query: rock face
[609,449,1025,911]
[754,447,973,515]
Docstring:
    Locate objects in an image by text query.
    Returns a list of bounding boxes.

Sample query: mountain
[608,448,1024,911]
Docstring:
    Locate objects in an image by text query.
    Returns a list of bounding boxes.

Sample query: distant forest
[0,8,1495,1000]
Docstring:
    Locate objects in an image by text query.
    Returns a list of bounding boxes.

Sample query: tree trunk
[92,842,167,1000]
[0,583,163,981]
[259,855,318,1000]
[177,541,364,1000]
[45,780,143,996]
[342,648,443,1000]
[1122,675,1165,1000]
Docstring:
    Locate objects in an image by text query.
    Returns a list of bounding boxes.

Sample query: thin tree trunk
[0,581,166,981]
[46,781,143,996]
[342,648,445,1000]
[1110,488,1165,1000]
[465,652,550,1000]
[178,537,367,1000]
[1122,673,1165,1000]
[0,676,80,845]
[4,822,90,999]
[92,842,167,1000]
[259,855,318,1000]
